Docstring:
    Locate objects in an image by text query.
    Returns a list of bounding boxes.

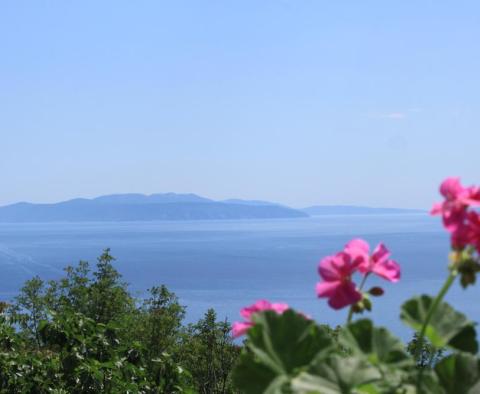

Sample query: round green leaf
[400,295,478,353]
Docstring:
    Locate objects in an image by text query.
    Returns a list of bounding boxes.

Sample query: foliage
[181,309,240,393]
[231,177,480,393]
[2,176,480,392]
[400,295,478,354]
[0,249,239,393]
[406,333,444,369]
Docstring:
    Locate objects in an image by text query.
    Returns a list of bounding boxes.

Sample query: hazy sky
[1,1,479,209]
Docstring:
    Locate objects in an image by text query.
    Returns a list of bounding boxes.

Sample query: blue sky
[1,1,479,208]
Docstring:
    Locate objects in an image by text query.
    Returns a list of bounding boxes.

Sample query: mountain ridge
[302,205,425,216]
[0,194,425,222]
[0,193,307,222]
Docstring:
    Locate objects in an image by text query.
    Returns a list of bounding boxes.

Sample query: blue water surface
[0,214,476,340]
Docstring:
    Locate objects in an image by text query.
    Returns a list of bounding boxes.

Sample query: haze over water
[0,214,475,340]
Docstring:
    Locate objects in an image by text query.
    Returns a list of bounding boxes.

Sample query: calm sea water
[0,214,476,340]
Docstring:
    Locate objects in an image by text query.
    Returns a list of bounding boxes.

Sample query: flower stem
[415,269,457,387]
[415,271,457,358]
[346,273,370,325]
[346,306,354,325]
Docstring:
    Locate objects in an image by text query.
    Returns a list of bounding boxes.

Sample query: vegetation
[0,177,479,392]
[0,249,239,393]
[231,177,480,393]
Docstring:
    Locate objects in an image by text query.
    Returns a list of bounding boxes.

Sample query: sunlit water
[0,214,476,340]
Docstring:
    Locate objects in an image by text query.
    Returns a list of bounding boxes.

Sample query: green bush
[1,249,239,393]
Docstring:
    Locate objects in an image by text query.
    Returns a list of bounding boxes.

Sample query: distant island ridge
[0,193,425,222]
[302,205,425,216]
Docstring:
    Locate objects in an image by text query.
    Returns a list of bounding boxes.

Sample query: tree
[89,249,134,325]
[3,250,238,393]
[181,309,240,394]
[140,285,186,357]
[9,276,48,347]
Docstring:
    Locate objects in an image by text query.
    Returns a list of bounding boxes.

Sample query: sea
[0,214,477,341]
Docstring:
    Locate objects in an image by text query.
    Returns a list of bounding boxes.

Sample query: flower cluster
[231,177,480,349]
[232,240,401,337]
[232,300,289,337]
[431,177,480,252]
[316,239,400,310]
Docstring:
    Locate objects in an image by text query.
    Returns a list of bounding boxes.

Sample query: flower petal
[467,211,480,252]
[271,303,289,314]
[240,299,272,319]
[318,255,341,281]
[327,281,362,310]
[345,238,370,253]
[464,186,480,206]
[443,206,467,232]
[316,280,341,298]
[372,259,401,282]
[430,202,443,215]
[372,243,390,264]
[344,239,370,268]
[334,252,361,276]
[440,177,463,200]
[231,321,253,338]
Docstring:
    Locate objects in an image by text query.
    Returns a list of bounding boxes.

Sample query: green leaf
[435,353,480,394]
[232,310,334,393]
[249,310,334,374]
[400,295,478,353]
[339,319,413,391]
[413,370,444,394]
[291,355,381,394]
[339,319,412,369]
[232,351,281,394]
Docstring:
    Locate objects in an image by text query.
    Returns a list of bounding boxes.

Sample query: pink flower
[451,224,472,250]
[431,177,480,232]
[344,239,401,282]
[231,300,289,337]
[231,322,253,338]
[316,252,362,310]
[467,211,480,253]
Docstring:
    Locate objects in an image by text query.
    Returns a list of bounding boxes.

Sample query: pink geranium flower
[316,252,362,309]
[231,300,289,337]
[451,224,472,250]
[344,239,401,282]
[467,211,480,253]
[431,177,480,232]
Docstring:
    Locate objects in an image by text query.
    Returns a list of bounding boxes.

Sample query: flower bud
[368,287,384,296]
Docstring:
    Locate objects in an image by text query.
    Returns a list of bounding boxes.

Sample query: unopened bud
[368,287,384,297]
